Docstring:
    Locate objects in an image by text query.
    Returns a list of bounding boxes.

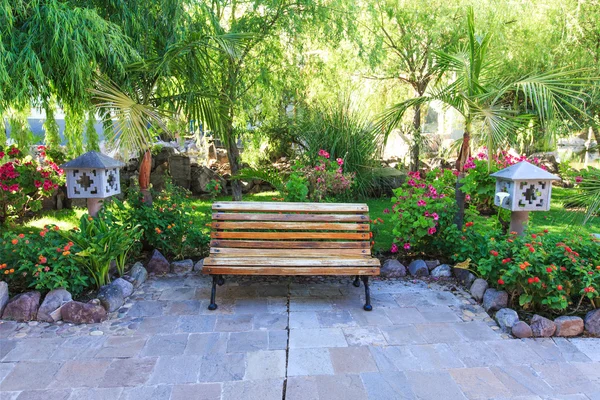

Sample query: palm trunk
[139,150,153,205]
[454,122,472,228]
[410,103,422,172]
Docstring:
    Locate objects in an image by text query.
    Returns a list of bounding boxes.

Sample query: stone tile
[523,338,567,362]
[186,332,228,355]
[94,336,147,359]
[126,301,165,317]
[553,338,593,362]
[289,312,320,329]
[360,371,415,400]
[159,287,196,301]
[449,367,511,399]
[51,336,106,360]
[289,298,333,312]
[215,314,253,332]
[268,330,288,350]
[379,325,426,345]
[0,339,17,360]
[120,385,172,400]
[418,306,461,323]
[329,346,378,374]
[288,348,334,376]
[3,338,64,361]
[135,316,179,334]
[244,350,286,380]
[222,379,283,400]
[99,357,157,387]
[348,309,393,327]
[309,287,343,297]
[570,338,600,362]
[289,328,347,348]
[234,298,270,313]
[490,365,554,397]
[171,383,222,400]
[404,370,467,399]
[449,341,503,367]
[317,310,357,328]
[315,374,369,400]
[393,293,433,308]
[227,331,268,353]
[408,344,464,370]
[369,345,419,371]
[68,387,124,400]
[252,313,288,330]
[0,361,62,391]
[385,307,427,324]
[286,376,319,400]
[149,356,202,384]
[142,333,189,356]
[573,362,600,386]
[267,298,288,313]
[422,291,461,307]
[414,323,463,344]
[199,353,246,382]
[0,391,19,400]
[487,340,544,365]
[256,284,289,297]
[168,300,203,315]
[50,359,111,389]
[452,321,501,341]
[531,362,600,395]
[0,362,14,383]
[177,315,216,333]
[342,327,387,346]
[15,389,71,400]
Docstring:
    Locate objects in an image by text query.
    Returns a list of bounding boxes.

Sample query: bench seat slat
[202,266,380,275]
[211,232,369,240]
[204,257,380,267]
[213,201,368,213]
[211,222,369,231]
[213,213,369,222]
[210,248,370,257]
[210,240,370,249]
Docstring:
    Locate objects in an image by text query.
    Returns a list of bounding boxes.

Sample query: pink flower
[407,179,416,186]
[465,194,471,201]
[391,243,398,253]
[431,213,439,221]
[403,243,411,250]
[34,180,42,188]
[383,208,390,214]
[417,200,426,207]
[0,152,4,158]
[428,227,437,235]
[336,158,344,166]
[575,176,583,183]
[452,170,459,176]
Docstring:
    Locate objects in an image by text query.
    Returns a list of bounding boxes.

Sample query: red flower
[528,277,534,284]
[8,147,19,156]
[560,266,566,271]
[465,222,474,227]
[557,285,563,291]
[531,234,537,238]
[533,277,540,283]
[490,250,498,256]
[502,258,511,264]
[546,267,553,273]
[543,229,549,233]
[529,247,535,253]
[497,279,505,285]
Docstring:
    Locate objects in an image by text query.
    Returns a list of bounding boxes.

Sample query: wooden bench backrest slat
[210,248,371,257]
[213,213,368,222]
[210,240,369,249]
[213,201,368,213]
[211,232,369,240]
[211,222,369,231]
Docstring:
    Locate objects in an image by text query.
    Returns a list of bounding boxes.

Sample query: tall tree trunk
[454,123,472,228]
[410,103,422,172]
[139,150,153,205]
[225,119,243,201]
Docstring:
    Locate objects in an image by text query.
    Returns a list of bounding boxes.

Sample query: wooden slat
[211,222,369,231]
[210,248,371,257]
[213,201,368,213]
[202,266,379,275]
[204,257,380,267]
[213,213,369,222]
[210,240,370,249]
[211,232,369,240]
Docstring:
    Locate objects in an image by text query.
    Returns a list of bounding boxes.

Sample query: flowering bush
[0,145,64,224]
[206,179,222,199]
[0,225,89,295]
[306,150,355,201]
[389,169,456,253]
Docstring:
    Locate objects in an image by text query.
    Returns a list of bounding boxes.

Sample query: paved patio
[0,274,599,400]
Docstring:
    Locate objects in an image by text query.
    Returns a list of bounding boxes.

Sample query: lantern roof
[490,161,560,181]
[60,151,125,170]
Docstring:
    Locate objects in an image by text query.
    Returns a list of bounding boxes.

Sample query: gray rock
[129,262,148,287]
[146,250,170,274]
[530,314,556,337]
[482,289,508,313]
[425,260,440,271]
[0,281,8,316]
[97,284,125,313]
[430,264,452,278]
[2,291,41,321]
[554,316,584,337]
[495,308,519,332]
[169,155,191,190]
[111,278,134,298]
[37,288,72,322]
[190,166,226,195]
[453,267,476,287]
[584,309,600,336]
[407,259,429,277]
[380,259,407,278]
[194,259,204,272]
[512,321,533,338]
[171,259,194,273]
[469,279,489,302]
[61,301,107,324]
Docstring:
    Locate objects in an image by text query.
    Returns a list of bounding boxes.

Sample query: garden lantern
[60,151,125,217]
[491,161,560,235]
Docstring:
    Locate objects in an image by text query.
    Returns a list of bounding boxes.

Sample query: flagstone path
[1,273,599,400]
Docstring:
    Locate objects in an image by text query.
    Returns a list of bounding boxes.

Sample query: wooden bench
[202,201,381,311]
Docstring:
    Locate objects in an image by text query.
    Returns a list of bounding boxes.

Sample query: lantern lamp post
[60,151,125,217]
[490,161,560,235]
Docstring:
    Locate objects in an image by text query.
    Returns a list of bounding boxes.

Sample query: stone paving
[1,273,600,400]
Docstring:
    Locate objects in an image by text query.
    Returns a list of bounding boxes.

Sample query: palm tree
[378,7,595,227]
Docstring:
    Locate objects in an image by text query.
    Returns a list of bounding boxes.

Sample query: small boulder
[554,316,584,337]
[530,314,556,337]
[0,281,8,316]
[483,289,508,313]
[147,249,170,274]
[97,285,125,313]
[111,278,134,298]
[425,260,440,271]
[61,301,107,324]
[584,309,600,337]
[171,259,194,273]
[430,264,452,278]
[38,288,72,322]
[495,308,519,332]
[512,321,533,338]
[408,260,429,277]
[453,268,476,287]
[129,262,148,287]
[380,259,407,278]
[469,279,489,302]
[2,291,41,321]
[194,259,204,272]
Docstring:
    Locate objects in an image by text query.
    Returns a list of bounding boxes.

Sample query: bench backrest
[210,201,372,258]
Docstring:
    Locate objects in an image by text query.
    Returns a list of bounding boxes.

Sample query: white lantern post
[490,161,561,235]
[60,151,125,217]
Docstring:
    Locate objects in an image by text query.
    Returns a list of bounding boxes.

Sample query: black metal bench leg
[353,276,360,287]
[208,275,219,310]
[217,275,225,286]
[361,276,372,311]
